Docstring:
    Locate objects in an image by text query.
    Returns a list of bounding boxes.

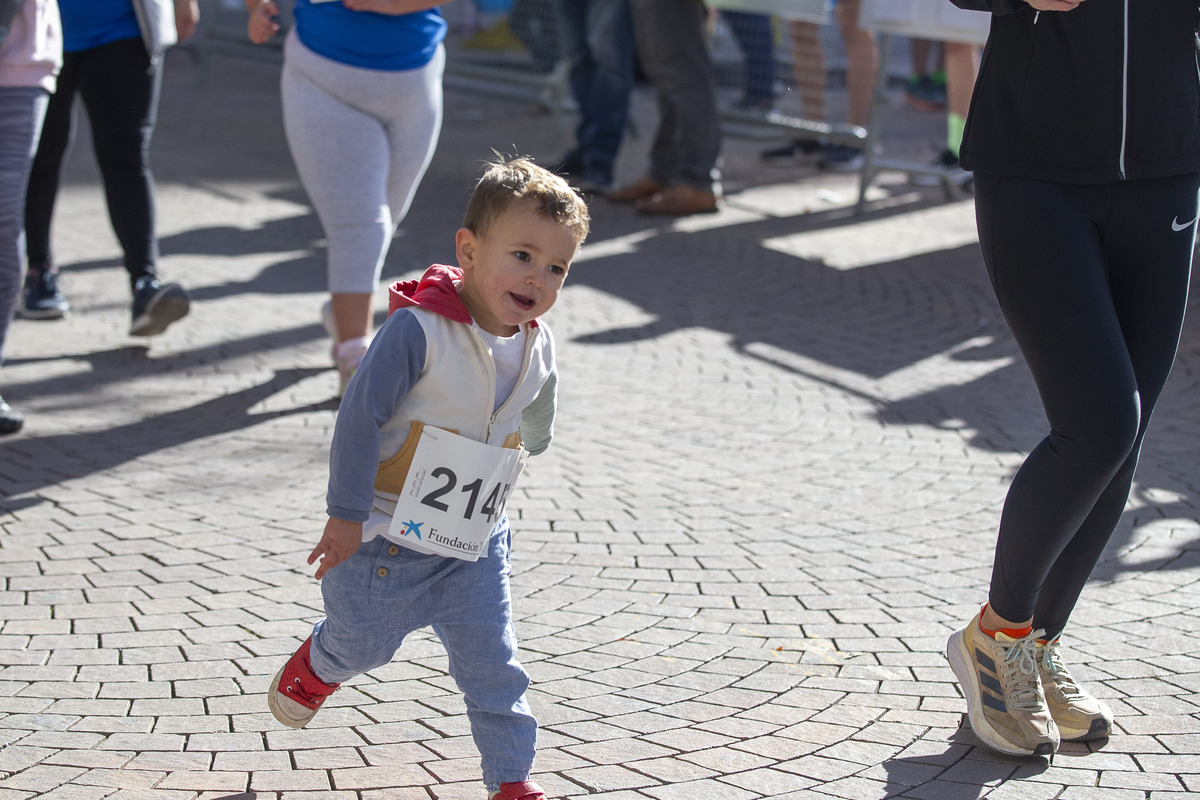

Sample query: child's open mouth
[510,293,535,311]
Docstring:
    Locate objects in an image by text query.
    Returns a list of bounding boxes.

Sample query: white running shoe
[1037,638,1114,741]
[947,611,1060,756]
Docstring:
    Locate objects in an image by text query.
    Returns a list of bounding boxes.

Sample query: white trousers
[281,30,444,294]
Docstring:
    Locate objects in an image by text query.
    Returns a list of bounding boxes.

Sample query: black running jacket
[951,0,1200,184]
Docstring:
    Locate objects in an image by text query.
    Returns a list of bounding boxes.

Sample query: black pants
[25,37,161,286]
[974,171,1200,639]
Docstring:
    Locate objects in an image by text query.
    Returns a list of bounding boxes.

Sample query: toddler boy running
[267,157,589,800]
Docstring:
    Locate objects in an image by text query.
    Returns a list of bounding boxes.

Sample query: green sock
[947,113,967,158]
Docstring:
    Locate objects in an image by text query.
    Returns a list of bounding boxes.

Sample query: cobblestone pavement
[1,45,1199,800]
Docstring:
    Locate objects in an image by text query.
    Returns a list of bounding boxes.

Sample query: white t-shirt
[478,328,525,411]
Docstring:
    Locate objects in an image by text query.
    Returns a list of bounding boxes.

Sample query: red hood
[387,263,539,327]
[388,264,472,323]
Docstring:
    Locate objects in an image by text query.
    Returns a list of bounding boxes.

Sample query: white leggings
[281,30,444,294]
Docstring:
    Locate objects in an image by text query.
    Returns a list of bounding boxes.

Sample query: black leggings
[25,37,161,285]
[974,171,1200,640]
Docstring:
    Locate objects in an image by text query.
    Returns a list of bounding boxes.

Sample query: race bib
[387,427,528,561]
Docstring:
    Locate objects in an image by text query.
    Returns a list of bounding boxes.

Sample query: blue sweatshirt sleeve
[326,310,426,522]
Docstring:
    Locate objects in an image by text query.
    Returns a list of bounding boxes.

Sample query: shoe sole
[130,291,190,337]
[15,306,68,321]
[267,662,316,729]
[947,630,1056,757]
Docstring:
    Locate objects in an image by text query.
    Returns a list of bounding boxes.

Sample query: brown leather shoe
[635,184,721,216]
[607,176,662,203]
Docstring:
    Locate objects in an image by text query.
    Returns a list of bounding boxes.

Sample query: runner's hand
[309,517,363,579]
[247,0,280,44]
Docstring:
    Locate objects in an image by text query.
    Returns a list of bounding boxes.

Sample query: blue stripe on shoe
[981,672,1003,696]
[983,693,1008,713]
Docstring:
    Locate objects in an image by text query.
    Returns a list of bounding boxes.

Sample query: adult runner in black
[944,0,1200,757]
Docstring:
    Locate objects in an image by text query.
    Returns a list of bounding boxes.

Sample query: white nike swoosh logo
[1172,215,1198,232]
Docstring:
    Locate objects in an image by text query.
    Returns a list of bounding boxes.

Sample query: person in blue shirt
[20,0,198,336]
[247,0,447,397]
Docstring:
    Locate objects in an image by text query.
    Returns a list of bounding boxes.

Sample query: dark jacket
[952,0,1200,184]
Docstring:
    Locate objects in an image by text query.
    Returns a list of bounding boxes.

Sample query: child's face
[456,201,578,337]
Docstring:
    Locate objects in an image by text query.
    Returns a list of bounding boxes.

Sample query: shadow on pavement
[0,367,333,505]
[567,198,1200,580]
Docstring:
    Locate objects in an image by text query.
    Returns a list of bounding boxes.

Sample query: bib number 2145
[389,427,528,561]
[420,467,514,525]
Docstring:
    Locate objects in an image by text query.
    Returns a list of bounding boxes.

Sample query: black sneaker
[17,267,70,320]
[760,139,824,164]
[817,144,865,172]
[130,276,190,336]
[0,394,23,436]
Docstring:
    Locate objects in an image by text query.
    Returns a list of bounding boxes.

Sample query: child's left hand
[309,517,363,579]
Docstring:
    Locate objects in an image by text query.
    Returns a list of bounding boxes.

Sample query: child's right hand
[309,517,363,579]
[246,0,280,44]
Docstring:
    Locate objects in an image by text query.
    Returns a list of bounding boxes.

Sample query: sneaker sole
[947,629,1057,757]
[130,293,190,337]
[15,306,68,321]
[267,662,317,729]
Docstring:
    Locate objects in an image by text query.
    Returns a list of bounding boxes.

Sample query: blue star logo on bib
[400,520,424,539]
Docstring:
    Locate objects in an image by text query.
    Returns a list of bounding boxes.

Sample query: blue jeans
[309,521,535,789]
[629,0,721,191]
[723,11,775,105]
[553,0,634,186]
[0,87,47,364]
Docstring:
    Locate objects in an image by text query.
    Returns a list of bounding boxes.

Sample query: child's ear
[455,228,476,269]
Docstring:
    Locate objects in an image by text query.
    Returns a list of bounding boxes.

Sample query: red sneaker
[267,637,340,728]
[489,781,545,800]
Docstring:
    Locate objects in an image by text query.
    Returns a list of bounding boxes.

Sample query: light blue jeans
[309,520,535,790]
[0,86,48,364]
